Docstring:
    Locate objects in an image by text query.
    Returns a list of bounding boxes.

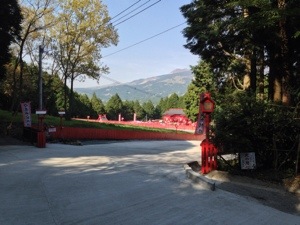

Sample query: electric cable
[114,0,162,27]
[103,22,187,58]
[110,0,143,21]
[111,0,152,24]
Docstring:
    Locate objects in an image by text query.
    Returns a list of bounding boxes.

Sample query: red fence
[52,127,204,141]
[77,119,196,133]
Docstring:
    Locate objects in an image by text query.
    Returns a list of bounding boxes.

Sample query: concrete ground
[0,140,299,225]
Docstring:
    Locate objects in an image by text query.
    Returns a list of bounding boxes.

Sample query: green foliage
[184,83,200,122]
[142,100,156,120]
[166,93,179,109]
[90,93,105,117]
[0,0,22,78]
[191,61,216,92]
[181,0,300,104]
[181,0,300,173]
[0,58,186,120]
[79,94,93,117]
[184,61,217,122]
[212,92,300,170]
[154,104,162,119]
[122,100,134,121]
[43,73,61,115]
[156,94,185,117]
[133,100,146,120]
[49,0,118,117]
[157,97,168,114]
[105,94,123,120]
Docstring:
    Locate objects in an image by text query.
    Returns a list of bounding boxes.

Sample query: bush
[212,92,299,171]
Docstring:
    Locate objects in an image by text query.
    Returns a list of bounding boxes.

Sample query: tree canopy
[50,0,118,117]
[0,0,22,79]
[181,0,300,105]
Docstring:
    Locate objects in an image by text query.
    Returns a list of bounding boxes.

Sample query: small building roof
[163,108,185,116]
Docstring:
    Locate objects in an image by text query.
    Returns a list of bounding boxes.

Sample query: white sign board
[36,110,47,115]
[240,152,256,170]
[48,127,56,133]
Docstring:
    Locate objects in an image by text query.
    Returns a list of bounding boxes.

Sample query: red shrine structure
[162,108,191,125]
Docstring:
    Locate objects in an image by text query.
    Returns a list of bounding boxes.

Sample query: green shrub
[212,92,299,171]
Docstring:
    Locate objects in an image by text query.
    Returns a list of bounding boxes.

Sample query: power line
[110,0,143,21]
[111,0,152,24]
[103,22,187,58]
[114,0,162,27]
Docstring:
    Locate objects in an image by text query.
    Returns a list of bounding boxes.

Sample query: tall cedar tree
[181,0,300,105]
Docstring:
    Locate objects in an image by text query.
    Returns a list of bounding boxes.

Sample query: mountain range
[75,69,193,103]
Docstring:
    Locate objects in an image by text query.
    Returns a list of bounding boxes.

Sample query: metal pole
[296,135,300,175]
[38,45,43,110]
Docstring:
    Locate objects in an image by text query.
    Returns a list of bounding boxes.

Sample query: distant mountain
[75,70,193,103]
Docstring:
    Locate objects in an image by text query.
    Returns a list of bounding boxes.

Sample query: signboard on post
[21,102,32,127]
[240,152,256,170]
[195,113,205,134]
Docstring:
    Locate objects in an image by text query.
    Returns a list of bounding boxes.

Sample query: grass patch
[0,109,186,133]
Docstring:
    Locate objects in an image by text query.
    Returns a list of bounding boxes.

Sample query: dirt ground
[1,136,299,216]
[0,136,30,146]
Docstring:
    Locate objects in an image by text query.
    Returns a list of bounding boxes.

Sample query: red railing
[52,127,204,141]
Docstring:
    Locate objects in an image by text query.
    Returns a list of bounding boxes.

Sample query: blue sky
[74,0,199,88]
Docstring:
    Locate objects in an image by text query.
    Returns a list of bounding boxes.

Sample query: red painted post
[208,143,212,172]
[198,92,219,174]
[201,141,206,174]
[201,140,218,174]
[201,139,209,174]
[37,131,46,148]
[213,144,218,170]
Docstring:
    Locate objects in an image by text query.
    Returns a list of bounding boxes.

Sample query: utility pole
[38,45,44,110]
[36,45,47,148]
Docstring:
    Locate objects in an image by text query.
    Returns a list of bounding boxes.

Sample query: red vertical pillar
[37,131,46,148]
[201,140,208,174]
[201,139,218,174]
[214,144,218,169]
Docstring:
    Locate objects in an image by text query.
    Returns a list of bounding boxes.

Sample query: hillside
[75,70,193,103]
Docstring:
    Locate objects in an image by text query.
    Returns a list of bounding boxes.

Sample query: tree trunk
[258,47,265,100]
[63,75,68,119]
[278,0,291,105]
[10,57,19,113]
[243,56,251,90]
[69,74,75,118]
[250,48,257,93]
[273,75,282,102]
[268,45,282,102]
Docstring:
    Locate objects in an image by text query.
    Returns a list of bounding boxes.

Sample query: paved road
[0,141,299,225]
